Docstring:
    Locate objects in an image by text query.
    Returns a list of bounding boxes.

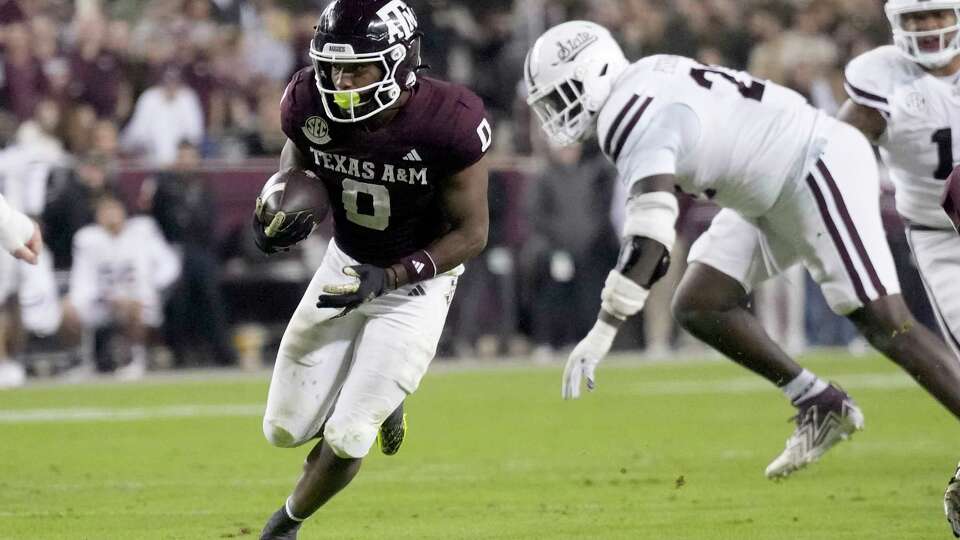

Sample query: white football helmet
[524,21,628,146]
[886,0,960,69]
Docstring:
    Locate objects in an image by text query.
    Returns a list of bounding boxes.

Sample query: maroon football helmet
[310,0,422,123]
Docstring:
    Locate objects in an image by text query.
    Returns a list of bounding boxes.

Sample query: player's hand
[562,320,618,400]
[317,264,395,310]
[251,212,313,255]
[12,223,41,265]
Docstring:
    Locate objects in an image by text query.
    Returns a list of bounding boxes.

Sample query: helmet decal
[524,21,628,146]
[376,0,418,44]
[309,0,422,123]
[551,32,600,66]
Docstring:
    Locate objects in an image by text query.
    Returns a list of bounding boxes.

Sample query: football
[943,164,960,234]
[255,167,330,240]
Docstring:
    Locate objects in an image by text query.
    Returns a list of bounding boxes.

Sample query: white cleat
[765,384,864,479]
[944,462,960,538]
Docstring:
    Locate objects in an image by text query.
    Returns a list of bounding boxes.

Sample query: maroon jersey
[280,67,491,266]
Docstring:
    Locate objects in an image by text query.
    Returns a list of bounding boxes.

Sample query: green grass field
[0,352,956,539]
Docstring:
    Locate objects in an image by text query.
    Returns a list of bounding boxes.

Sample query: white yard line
[0,404,263,423]
[0,372,916,424]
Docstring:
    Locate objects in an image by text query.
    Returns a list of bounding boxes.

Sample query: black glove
[252,210,314,255]
[317,264,395,310]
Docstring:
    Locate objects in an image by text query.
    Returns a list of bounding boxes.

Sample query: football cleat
[944,462,960,537]
[765,383,864,479]
[259,506,301,540]
[377,403,407,456]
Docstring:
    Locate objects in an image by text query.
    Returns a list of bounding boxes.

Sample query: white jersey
[69,216,181,322]
[845,45,960,228]
[597,55,823,217]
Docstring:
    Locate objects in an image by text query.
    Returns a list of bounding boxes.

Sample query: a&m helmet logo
[377,0,417,44]
[302,116,331,145]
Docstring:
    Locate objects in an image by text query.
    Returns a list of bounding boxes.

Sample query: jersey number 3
[689,67,765,102]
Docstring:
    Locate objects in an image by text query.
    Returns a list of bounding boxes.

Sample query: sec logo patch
[303,116,331,145]
[904,92,926,114]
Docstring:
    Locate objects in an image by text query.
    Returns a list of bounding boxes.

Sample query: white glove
[562,320,618,400]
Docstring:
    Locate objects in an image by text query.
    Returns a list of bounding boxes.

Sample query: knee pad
[263,418,305,448]
[322,415,378,459]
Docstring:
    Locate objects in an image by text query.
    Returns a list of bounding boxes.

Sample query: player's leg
[0,254,21,387]
[261,272,367,446]
[903,227,960,376]
[847,295,960,417]
[16,250,63,339]
[259,243,368,540]
[902,228,960,534]
[0,253,62,386]
[111,299,148,379]
[674,210,857,478]
[760,121,925,477]
[793,124,960,418]
[280,273,458,526]
[673,209,809,387]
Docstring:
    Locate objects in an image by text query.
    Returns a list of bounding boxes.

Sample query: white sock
[284,497,306,522]
[781,369,828,405]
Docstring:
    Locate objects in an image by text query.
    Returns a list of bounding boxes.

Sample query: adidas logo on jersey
[403,149,422,161]
[412,261,425,273]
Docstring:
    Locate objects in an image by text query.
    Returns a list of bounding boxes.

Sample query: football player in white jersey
[525,20,960,480]
[838,0,960,535]
[0,192,42,388]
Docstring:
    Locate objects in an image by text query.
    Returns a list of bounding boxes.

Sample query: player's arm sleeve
[595,103,696,322]
[279,73,303,142]
[0,192,34,255]
[843,52,891,115]
[613,102,701,191]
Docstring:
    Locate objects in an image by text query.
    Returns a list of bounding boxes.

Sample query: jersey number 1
[932,128,953,180]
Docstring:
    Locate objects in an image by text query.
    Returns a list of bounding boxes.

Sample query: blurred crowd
[0,0,916,382]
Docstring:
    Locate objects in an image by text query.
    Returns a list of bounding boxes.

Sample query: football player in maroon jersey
[255,1,491,538]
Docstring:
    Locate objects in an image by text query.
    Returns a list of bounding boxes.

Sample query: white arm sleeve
[0,192,34,255]
[616,102,701,190]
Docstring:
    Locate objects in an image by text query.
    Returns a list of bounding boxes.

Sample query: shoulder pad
[425,80,491,172]
[280,67,322,141]
[844,46,919,113]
